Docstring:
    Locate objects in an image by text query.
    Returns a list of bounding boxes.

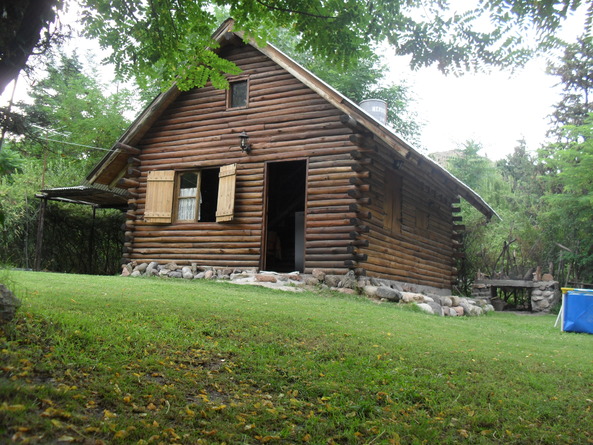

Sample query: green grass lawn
[1,271,592,444]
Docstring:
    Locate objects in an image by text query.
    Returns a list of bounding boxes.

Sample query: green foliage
[0,50,130,273]
[0,148,23,177]
[546,35,593,139]
[76,0,589,93]
[539,117,593,282]
[2,271,593,444]
[446,141,547,286]
[12,51,132,179]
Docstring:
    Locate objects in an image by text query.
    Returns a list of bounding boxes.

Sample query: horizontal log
[354,224,370,233]
[128,167,141,177]
[347,189,363,199]
[127,157,141,166]
[351,164,369,174]
[353,253,368,262]
[118,177,139,188]
[117,142,141,155]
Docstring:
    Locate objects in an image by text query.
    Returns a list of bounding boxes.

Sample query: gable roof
[86,18,498,220]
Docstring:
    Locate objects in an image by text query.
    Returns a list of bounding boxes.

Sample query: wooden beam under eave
[116,142,141,155]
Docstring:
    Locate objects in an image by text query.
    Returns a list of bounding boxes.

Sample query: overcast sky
[385,5,586,161]
[389,56,559,160]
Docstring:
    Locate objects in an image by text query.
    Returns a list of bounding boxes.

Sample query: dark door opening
[264,160,307,272]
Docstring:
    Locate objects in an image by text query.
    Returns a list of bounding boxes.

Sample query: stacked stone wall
[122,262,494,317]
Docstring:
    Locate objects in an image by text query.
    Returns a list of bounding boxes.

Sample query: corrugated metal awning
[36,184,129,209]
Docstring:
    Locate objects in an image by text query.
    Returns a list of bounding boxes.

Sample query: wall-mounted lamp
[392,159,404,170]
[239,131,251,154]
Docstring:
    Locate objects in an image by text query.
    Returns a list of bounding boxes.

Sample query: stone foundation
[471,280,561,313]
[122,262,494,317]
[530,281,561,312]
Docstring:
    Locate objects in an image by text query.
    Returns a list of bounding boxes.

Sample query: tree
[0,0,64,95]
[538,117,593,283]
[2,0,590,96]
[0,50,131,270]
[547,35,593,139]
[13,51,132,184]
[78,0,593,92]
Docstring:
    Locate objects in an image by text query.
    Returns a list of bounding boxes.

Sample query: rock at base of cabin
[363,285,379,297]
[400,292,425,303]
[312,269,326,281]
[415,303,433,314]
[287,274,302,281]
[304,276,319,286]
[131,270,142,277]
[333,287,357,295]
[182,271,194,280]
[468,305,483,316]
[256,274,277,283]
[426,301,443,316]
[458,301,471,316]
[453,306,464,316]
[439,296,453,307]
[146,262,159,276]
[445,307,458,316]
[169,271,183,279]
[121,264,132,277]
[482,304,495,313]
[194,272,206,280]
[338,271,358,289]
[449,295,461,307]
[133,263,148,273]
[163,262,179,271]
[324,275,341,288]
[204,270,215,280]
[375,286,402,302]
[0,284,21,324]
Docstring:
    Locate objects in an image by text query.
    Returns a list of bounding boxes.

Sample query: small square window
[229,80,248,108]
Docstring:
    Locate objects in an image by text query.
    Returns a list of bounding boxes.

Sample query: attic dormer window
[228,79,248,108]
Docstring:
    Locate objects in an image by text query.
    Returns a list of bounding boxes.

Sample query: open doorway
[263,160,307,272]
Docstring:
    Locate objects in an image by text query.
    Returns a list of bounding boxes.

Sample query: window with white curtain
[176,169,220,222]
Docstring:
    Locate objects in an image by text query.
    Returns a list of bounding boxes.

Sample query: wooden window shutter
[145,170,175,224]
[216,164,237,222]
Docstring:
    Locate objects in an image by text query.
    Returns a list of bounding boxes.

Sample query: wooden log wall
[346,121,459,289]
[120,41,464,289]
[126,43,360,273]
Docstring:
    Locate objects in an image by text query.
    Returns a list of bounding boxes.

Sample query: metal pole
[88,206,96,274]
[34,197,47,271]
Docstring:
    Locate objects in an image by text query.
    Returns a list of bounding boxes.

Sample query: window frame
[175,171,201,222]
[227,77,249,109]
[144,165,237,225]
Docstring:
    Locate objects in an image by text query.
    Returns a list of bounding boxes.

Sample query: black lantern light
[239,131,251,153]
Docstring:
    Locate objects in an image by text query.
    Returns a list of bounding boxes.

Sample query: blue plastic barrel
[563,289,593,334]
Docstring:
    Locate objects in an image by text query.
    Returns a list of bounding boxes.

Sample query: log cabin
[40,19,497,291]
